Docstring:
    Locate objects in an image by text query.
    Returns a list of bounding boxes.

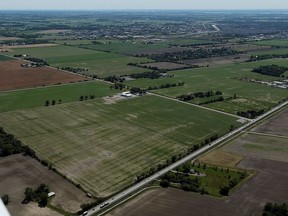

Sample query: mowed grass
[9,45,152,77]
[0,95,241,197]
[125,59,288,114]
[0,54,13,61]
[0,81,117,112]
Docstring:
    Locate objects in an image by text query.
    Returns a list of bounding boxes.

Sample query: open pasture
[10,45,152,77]
[0,60,87,91]
[0,95,241,197]
[0,81,117,112]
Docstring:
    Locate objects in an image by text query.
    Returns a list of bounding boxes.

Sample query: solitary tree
[1,194,9,205]
[45,100,49,106]
[51,100,56,105]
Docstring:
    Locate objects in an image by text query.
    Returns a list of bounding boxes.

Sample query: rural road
[85,99,288,216]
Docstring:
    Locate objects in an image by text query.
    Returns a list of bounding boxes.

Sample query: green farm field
[249,39,288,47]
[124,59,288,114]
[0,54,13,61]
[248,48,288,55]
[80,38,214,54]
[0,81,117,112]
[0,95,241,197]
[9,45,152,77]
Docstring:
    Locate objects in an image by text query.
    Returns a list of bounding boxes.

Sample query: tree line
[148,48,239,62]
[176,90,223,102]
[252,64,288,77]
[237,109,265,119]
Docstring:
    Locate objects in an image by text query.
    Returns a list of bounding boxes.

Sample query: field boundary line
[148,92,250,121]
[246,131,288,139]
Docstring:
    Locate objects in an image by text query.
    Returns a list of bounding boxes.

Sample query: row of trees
[147,82,185,91]
[130,71,162,79]
[24,57,49,66]
[104,75,125,83]
[148,48,239,62]
[22,184,49,207]
[45,99,62,106]
[0,127,35,157]
[237,109,265,119]
[252,64,288,77]
[79,95,95,101]
[60,67,88,73]
[177,90,223,102]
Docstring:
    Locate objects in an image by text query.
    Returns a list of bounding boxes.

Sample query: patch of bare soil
[107,158,288,216]
[252,108,288,136]
[0,154,91,216]
[0,60,87,91]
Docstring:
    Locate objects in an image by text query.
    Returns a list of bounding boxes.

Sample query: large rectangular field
[0,59,87,91]
[9,45,152,77]
[0,95,241,197]
[125,59,288,114]
[0,81,118,112]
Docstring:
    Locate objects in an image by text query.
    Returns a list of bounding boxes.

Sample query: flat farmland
[139,62,189,70]
[9,45,152,77]
[0,54,13,61]
[249,39,288,47]
[107,109,288,216]
[248,48,288,55]
[80,38,212,55]
[0,95,241,197]
[0,154,91,216]
[178,54,250,67]
[0,81,117,112]
[0,60,87,91]
[125,59,288,114]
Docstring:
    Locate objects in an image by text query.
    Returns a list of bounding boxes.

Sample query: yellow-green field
[0,95,241,197]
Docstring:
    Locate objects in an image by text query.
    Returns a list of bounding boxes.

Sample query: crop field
[0,54,13,61]
[108,108,288,216]
[0,95,241,197]
[178,54,250,67]
[0,81,117,112]
[80,38,213,55]
[0,60,87,91]
[249,39,288,47]
[9,45,153,77]
[124,59,288,114]
[0,154,91,216]
[248,48,288,55]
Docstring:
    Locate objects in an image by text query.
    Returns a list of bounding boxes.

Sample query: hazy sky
[1,0,288,10]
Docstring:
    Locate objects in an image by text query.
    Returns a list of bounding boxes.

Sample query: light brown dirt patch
[0,60,87,91]
[0,154,92,216]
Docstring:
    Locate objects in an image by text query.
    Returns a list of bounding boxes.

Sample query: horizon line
[1,9,288,11]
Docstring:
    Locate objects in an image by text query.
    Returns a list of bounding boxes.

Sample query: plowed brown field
[0,60,87,91]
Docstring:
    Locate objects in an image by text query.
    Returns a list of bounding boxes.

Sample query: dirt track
[0,60,87,91]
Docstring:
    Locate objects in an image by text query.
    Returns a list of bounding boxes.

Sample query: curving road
[85,100,288,216]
